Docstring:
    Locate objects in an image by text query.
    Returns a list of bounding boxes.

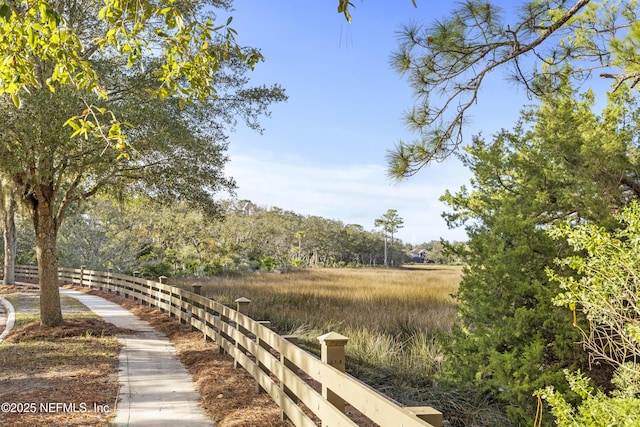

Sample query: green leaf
[27,27,36,49]
[69,128,84,138]
[63,118,81,131]
[108,123,121,138]
[174,14,184,30]
[0,4,12,20]
[11,93,20,108]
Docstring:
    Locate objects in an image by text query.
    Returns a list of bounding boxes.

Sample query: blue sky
[222,1,530,244]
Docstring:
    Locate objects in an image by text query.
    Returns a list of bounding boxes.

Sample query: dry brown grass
[0,286,120,427]
[171,266,463,403]
[172,266,462,337]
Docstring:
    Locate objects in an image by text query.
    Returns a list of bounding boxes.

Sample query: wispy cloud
[225,150,469,243]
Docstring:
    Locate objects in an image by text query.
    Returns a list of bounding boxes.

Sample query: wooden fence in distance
[10,265,442,427]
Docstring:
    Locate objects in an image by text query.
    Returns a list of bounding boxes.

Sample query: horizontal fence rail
[6,265,442,427]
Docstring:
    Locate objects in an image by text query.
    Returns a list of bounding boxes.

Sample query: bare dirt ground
[1,284,379,426]
[68,286,296,427]
[0,298,6,334]
[0,284,292,427]
[0,285,121,427]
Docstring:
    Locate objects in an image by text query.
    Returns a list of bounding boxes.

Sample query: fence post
[29,263,36,282]
[254,321,272,393]
[318,332,349,415]
[80,265,85,287]
[189,283,202,329]
[235,297,251,333]
[101,268,110,292]
[107,268,117,295]
[219,301,231,355]
[235,296,250,313]
[158,276,167,310]
[87,266,93,289]
[131,271,140,301]
[280,335,299,421]
[233,297,251,368]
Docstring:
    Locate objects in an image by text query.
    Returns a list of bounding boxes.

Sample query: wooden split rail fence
[10,265,442,427]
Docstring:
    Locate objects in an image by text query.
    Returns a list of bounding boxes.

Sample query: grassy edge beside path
[0,285,120,427]
[1,284,303,427]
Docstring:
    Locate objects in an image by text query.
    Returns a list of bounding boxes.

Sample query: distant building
[410,248,427,263]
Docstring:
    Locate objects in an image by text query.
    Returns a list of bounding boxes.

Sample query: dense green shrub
[538,202,640,425]
[441,88,640,423]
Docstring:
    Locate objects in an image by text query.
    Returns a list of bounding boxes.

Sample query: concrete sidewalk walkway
[59,289,212,427]
[0,296,15,343]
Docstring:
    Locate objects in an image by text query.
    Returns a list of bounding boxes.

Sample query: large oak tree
[0,0,285,326]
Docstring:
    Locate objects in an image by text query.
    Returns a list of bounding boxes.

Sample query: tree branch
[600,71,640,91]
[392,0,595,176]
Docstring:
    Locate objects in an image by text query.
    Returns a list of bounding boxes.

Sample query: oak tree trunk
[2,191,16,285]
[33,195,62,326]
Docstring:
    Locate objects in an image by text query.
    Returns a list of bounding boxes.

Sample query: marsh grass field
[171,265,463,405]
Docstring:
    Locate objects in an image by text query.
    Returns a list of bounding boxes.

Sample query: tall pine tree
[441,86,640,423]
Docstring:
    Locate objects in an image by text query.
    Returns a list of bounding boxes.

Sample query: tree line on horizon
[2,196,463,278]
